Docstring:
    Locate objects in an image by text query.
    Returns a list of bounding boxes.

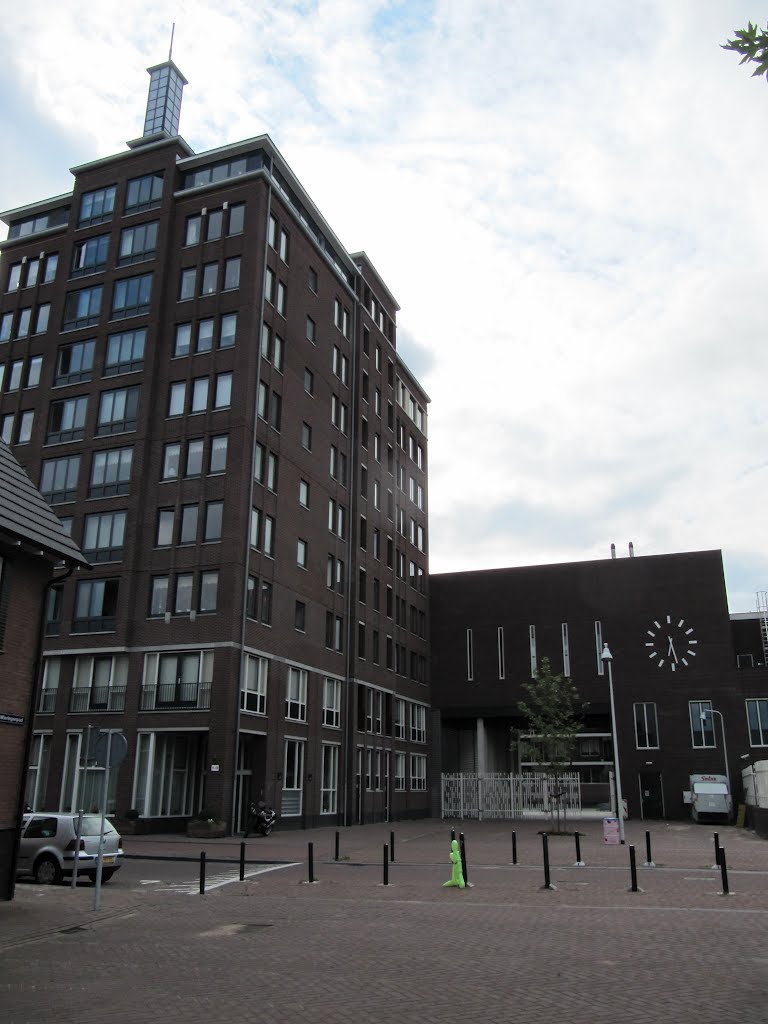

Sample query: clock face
[645,615,698,671]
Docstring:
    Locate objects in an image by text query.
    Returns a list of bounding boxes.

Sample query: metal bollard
[540,832,556,890]
[628,845,641,892]
[644,830,655,868]
[308,841,315,884]
[719,847,730,896]
[573,831,585,867]
[199,851,206,895]
[451,827,456,842]
[239,841,245,881]
[713,832,721,869]
[390,830,395,863]
[383,844,389,886]
[512,829,517,865]
[459,832,469,887]
[335,830,340,861]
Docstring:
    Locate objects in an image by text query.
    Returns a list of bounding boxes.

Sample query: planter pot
[186,820,227,839]
[119,818,150,835]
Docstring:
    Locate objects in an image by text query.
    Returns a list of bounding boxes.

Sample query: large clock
[645,615,698,671]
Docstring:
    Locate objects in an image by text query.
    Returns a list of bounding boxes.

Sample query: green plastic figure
[442,838,465,888]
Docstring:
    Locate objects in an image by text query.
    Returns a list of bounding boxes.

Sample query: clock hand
[667,636,678,663]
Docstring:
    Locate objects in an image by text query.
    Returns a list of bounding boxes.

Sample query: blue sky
[1,1,767,610]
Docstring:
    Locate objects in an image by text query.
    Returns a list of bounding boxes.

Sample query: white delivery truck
[684,774,732,823]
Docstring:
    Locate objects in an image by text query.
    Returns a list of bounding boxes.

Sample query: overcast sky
[1,1,767,611]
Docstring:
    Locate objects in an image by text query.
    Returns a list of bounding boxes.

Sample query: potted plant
[186,808,227,839]
[119,808,149,835]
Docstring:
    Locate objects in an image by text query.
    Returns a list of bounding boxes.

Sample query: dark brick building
[0,59,430,831]
[0,440,88,899]
[431,548,768,819]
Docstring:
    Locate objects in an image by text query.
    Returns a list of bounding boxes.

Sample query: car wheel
[87,869,115,884]
[34,856,62,885]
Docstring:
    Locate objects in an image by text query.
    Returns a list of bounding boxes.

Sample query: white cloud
[1,0,766,609]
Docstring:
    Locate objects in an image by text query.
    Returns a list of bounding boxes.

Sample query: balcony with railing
[140,680,211,711]
[37,689,58,713]
[69,686,127,713]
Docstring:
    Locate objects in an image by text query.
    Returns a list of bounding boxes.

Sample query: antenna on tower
[169,22,176,61]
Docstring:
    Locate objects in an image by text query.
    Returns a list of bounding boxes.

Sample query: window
[174,323,192,357]
[299,479,310,508]
[78,185,116,227]
[156,509,174,547]
[268,214,277,248]
[333,346,349,385]
[56,339,95,384]
[185,215,201,245]
[63,285,102,330]
[242,655,267,714]
[562,623,571,677]
[323,678,341,728]
[325,612,344,652]
[118,221,158,265]
[200,262,217,295]
[105,328,145,375]
[26,258,41,287]
[410,754,427,791]
[16,308,31,338]
[279,228,289,263]
[228,203,245,234]
[83,511,126,562]
[43,253,59,283]
[40,455,80,504]
[328,498,346,538]
[179,504,198,545]
[175,574,194,614]
[306,316,316,344]
[191,377,209,412]
[183,435,203,474]
[410,703,426,743]
[73,579,119,632]
[179,268,196,300]
[276,280,287,316]
[264,515,275,557]
[204,501,223,542]
[321,745,339,814]
[250,507,262,549]
[301,422,312,451]
[96,386,139,434]
[72,234,109,277]
[498,626,505,680]
[206,209,223,241]
[308,267,318,292]
[47,396,87,444]
[294,601,306,632]
[150,576,168,616]
[634,703,659,749]
[34,302,50,333]
[199,571,219,613]
[223,257,241,290]
[286,667,307,721]
[220,313,237,348]
[746,699,768,746]
[394,698,406,739]
[7,263,21,291]
[6,360,23,391]
[395,752,406,791]
[168,382,186,416]
[215,372,232,408]
[0,312,12,342]
[260,581,273,625]
[125,172,163,213]
[89,447,133,497]
[210,435,228,473]
[689,700,715,748]
[529,625,537,678]
[14,409,32,444]
[111,273,152,319]
[331,394,348,433]
[161,443,180,480]
[297,538,308,568]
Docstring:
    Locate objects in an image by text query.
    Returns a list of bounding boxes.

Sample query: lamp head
[601,643,613,663]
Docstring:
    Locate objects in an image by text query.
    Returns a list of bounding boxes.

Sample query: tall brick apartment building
[0,59,430,830]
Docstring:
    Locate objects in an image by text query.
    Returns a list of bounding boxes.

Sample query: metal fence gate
[441,772,582,819]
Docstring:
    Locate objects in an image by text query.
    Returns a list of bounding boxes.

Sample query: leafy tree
[518,657,587,831]
[722,22,768,82]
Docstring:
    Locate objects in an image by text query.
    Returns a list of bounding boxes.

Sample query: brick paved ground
[3,818,768,1023]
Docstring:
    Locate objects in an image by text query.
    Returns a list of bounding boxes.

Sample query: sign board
[92,731,128,769]
[0,712,24,726]
[603,817,621,845]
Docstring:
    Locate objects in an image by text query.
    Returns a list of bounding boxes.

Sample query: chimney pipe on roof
[610,543,616,559]
[629,541,635,557]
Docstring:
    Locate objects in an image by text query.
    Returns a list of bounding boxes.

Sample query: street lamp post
[601,643,625,844]
[702,708,729,793]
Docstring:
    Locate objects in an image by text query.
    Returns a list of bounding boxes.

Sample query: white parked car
[17,813,123,884]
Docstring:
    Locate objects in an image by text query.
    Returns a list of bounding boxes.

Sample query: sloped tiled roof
[0,441,89,568]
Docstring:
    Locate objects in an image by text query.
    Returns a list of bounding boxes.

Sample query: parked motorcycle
[244,801,276,837]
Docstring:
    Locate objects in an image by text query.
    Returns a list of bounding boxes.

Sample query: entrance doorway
[639,771,665,819]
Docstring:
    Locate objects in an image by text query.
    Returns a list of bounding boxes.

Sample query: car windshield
[76,816,117,836]
[693,783,728,795]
